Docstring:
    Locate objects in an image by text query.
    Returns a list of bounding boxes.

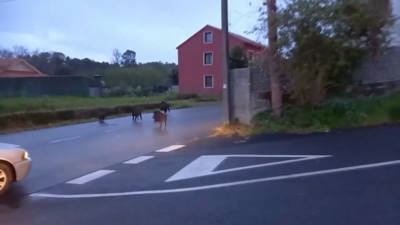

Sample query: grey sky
[0,0,264,63]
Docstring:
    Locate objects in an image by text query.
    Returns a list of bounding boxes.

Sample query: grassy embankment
[215,93,400,136]
[0,94,220,133]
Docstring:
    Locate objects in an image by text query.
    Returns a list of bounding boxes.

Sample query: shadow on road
[152,127,169,136]
[0,184,27,210]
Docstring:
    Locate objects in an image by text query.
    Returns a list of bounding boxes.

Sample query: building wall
[178,26,263,96]
[9,62,34,72]
[0,61,44,77]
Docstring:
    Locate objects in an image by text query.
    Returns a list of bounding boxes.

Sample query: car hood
[0,143,21,150]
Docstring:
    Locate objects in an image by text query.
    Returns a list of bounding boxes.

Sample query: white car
[0,143,32,195]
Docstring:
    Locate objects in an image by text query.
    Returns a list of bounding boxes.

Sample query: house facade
[0,58,47,77]
[177,25,265,96]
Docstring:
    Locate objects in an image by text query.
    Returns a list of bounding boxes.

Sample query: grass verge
[214,93,400,136]
[0,93,220,115]
[0,94,221,133]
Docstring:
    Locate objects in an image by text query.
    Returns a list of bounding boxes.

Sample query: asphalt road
[0,104,222,197]
[1,123,400,224]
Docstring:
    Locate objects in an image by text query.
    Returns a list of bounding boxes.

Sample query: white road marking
[50,136,81,143]
[166,155,227,182]
[166,154,331,182]
[105,129,116,132]
[124,156,154,164]
[66,170,115,185]
[30,160,400,199]
[156,145,185,152]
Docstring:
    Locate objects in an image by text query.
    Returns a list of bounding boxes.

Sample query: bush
[388,105,400,122]
[251,94,400,134]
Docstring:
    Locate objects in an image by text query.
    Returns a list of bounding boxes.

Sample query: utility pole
[266,0,282,118]
[221,0,233,123]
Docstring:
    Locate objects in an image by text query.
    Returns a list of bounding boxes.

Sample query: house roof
[0,58,21,69]
[176,24,266,49]
[0,58,43,74]
[0,71,48,78]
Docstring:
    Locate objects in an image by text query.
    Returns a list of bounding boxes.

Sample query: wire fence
[249,46,400,93]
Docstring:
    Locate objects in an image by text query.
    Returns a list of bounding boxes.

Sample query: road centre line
[156,145,185,152]
[66,170,115,185]
[124,156,154,164]
[31,160,400,199]
[50,136,81,143]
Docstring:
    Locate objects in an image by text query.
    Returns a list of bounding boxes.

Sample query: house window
[204,52,213,65]
[204,32,213,43]
[204,75,214,88]
[247,50,254,61]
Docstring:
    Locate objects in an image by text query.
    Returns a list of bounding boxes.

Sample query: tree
[252,0,395,107]
[0,48,13,58]
[0,45,176,91]
[229,45,248,69]
[266,0,283,118]
[121,50,137,67]
[168,68,179,85]
[12,45,29,58]
[111,49,122,66]
[277,0,394,107]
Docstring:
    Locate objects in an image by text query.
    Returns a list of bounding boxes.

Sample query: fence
[0,76,102,97]
[249,46,400,95]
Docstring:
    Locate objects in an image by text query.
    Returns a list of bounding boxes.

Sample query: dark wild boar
[132,106,144,121]
[152,110,167,128]
[160,101,171,114]
[98,107,113,123]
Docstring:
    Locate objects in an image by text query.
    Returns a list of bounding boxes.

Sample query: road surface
[0,105,222,197]
[1,107,400,224]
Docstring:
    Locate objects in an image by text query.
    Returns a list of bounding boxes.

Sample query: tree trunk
[267,0,282,118]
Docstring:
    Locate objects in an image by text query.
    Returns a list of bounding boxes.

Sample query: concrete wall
[171,85,179,93]
[230,68,270,124]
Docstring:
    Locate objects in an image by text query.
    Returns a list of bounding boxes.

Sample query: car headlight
[21,151,29,160]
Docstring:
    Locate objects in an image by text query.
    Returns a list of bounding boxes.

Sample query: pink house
[176,24,266,96]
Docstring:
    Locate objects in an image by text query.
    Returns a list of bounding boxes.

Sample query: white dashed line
[50,136,81,143]
[156,145,185,152]
[66,170,115,185]
[105,129,116,132]
[124,156,154,164]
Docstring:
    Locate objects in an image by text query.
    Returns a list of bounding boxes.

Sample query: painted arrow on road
[165,154,331,182]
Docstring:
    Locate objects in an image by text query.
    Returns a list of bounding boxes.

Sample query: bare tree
[0,48,13,58]
[266,0,282,118]
[111,49,122,66]
[12,45,30,58]
[31,48,40,56]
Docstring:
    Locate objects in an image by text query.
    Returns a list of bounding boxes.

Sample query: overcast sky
[0,0,264,63]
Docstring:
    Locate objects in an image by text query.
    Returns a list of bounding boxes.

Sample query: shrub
[388,105,400,122]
